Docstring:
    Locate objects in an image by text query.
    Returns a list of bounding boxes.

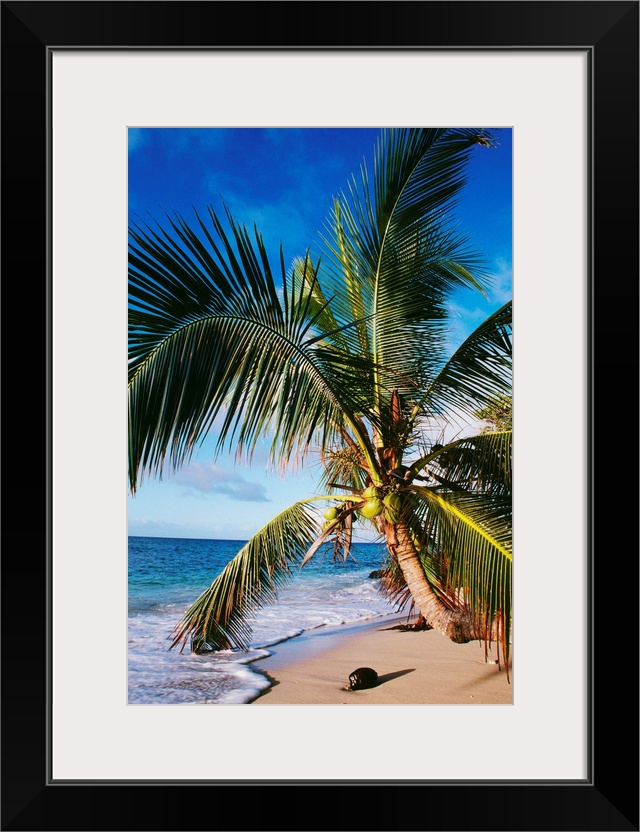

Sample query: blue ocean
[128,536,400,704]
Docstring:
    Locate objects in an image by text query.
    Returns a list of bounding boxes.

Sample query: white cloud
[491,256,513,305]
[445,254,512,349]
[171,462,270,503]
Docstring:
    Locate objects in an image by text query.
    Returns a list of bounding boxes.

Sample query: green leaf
[169,501,320,652]
[129,208,379,491]
[418,300,512,421]
[407,484,512,655]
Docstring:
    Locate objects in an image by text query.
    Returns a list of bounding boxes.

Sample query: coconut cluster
[322,484,404,531]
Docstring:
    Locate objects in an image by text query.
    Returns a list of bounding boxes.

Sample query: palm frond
[128,207,378,491]
[411,430,512,496]
[408,484,512,657]
[414,300,512,424]
[169,500,320,653]
[288,255,349,352]
[316,128,495,398]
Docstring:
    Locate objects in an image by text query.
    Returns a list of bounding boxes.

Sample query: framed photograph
[3,2,638,830]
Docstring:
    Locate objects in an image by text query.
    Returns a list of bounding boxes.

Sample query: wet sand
[251,613,512,705]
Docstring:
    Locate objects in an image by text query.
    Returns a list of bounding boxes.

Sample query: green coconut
[383,492,402,511]
[360,498,383,518]
[363,485,379,499]
[324,506,338,522]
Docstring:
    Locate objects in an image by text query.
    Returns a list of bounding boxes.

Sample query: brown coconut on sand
[251,613,512,706]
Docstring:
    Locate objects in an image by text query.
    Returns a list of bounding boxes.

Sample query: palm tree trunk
[386,521,475,644]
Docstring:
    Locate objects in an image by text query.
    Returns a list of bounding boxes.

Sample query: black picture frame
[2,2,638,830]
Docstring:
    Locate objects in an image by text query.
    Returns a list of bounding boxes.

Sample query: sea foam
[128,536,399,705]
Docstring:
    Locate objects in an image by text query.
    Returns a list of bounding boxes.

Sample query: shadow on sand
[374,668,416,686]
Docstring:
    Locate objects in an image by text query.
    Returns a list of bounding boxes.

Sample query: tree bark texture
[387,521,475,644]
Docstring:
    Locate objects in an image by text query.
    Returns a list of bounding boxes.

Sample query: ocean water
[128,536,401,704]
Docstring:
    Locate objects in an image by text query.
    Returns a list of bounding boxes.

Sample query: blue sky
[128,127,512,541]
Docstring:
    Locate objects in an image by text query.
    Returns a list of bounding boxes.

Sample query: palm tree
[128,127,512,671]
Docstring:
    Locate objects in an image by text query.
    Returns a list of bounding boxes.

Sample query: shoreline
[250,612,512,705]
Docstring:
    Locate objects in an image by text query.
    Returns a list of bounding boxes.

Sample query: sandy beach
[251,613,512,705]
